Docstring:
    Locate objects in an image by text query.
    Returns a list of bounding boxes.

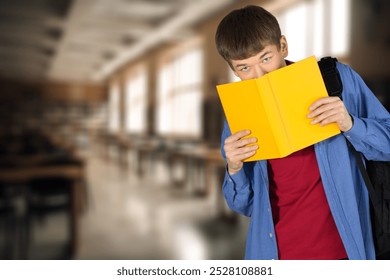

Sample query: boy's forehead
[231,45,276,66]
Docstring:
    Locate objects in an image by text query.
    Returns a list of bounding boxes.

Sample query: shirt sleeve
[220,120,254,217]
[339,63,390,161]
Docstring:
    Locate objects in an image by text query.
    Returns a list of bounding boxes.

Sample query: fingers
[227,143,258,161]
[224,130,257,152]
[308,97,353,132]
[308,96,341,112]
[224,129,251,143]
[224,130,258,174]
[308,103,343,124]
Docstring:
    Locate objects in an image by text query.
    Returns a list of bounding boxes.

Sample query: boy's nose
[253,65,266,78]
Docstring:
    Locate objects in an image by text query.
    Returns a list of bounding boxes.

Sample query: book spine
[256,78,291,157]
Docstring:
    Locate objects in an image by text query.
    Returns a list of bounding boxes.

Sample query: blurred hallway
[1,0,389,261]
[26,143,248,260]
[0,132,248,260]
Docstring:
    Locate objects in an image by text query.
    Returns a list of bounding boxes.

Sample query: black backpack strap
[349,143,381,210]
[318,57,343,99]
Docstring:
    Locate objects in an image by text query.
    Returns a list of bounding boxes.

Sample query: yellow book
[216,56,340,161]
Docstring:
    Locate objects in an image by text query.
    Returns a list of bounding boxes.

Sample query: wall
[349,0,390,109]
[350,0,390,79]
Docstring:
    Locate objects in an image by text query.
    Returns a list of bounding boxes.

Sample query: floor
[10,145,249,260]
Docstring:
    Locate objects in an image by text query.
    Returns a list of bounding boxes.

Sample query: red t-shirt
[268,145,347,259]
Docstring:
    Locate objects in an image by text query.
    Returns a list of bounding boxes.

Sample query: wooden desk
[117,137,162,177]
[173,146,224,192]
[169,145,231,217]
[0,164,85,258]
[0,153,83,168]
[0,165,84,183]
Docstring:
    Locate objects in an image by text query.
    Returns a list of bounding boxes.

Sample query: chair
[26,176,73,259]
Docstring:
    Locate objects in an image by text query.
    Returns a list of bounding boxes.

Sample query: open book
[216,56,340,161]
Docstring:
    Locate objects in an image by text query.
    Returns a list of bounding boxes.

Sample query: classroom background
[0,0,389,260]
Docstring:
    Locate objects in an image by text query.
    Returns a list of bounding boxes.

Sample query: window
[330,0,351,56]
[278,2,309,61]
[125,66,147,134]
[156,46,203,137]
[108,81,120,133]
[276,0,351,61]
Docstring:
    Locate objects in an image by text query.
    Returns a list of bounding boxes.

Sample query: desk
[176,146,224,190]
[0,152,83,168]
[0,164,85,258]
[118,137,161,177]
[170,146,230,216]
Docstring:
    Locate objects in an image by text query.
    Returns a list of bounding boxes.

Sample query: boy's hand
[224,130,258,174]
[308,96,353,132]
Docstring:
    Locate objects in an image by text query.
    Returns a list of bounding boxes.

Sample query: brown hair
[215,5,282,67]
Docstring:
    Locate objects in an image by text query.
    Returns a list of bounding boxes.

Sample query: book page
[217,79,284,161]
[267,56,340,151]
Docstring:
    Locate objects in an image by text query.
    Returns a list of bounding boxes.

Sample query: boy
[215,5,390,259]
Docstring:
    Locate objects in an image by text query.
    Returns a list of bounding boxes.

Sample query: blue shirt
[220,62,390,260]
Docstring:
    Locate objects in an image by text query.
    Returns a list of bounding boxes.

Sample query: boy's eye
[262,56,272,63]
[239,66,249,72]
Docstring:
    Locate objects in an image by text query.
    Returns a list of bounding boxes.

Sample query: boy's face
[231,36,288,81]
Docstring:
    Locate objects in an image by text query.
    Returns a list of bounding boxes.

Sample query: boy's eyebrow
[259,50,272,59]
[235,63,247,69]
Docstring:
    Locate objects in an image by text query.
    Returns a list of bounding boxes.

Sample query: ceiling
[0,0,236,84]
